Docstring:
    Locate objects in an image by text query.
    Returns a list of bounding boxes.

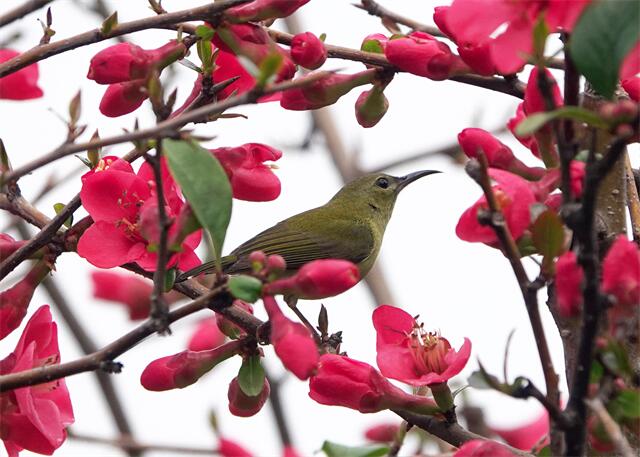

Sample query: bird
[175,170,440,283]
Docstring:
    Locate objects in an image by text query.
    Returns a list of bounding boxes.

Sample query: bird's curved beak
[395,170,441,192]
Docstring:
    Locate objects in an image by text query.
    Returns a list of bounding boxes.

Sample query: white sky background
[2,0,625,456]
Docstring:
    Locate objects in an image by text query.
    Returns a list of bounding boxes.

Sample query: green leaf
[321,441,389,457]
[468,369,500,390]
[53,203,73,228]
[611,389,640,419]
[361,39,383,54]
[238,355,265,397]
[228,275,263,303]
[100,11,118,35]
[195,25,214,41]
[515,106,609,137]
[256,52,283,87]
[537,445,552,457]
[532,16,549,62]
[531,210,565,261]
[570,0,640,99]
[164,139,232,272]
[319,33,327,42]
[197,39,213,73]
[164,268,176,292]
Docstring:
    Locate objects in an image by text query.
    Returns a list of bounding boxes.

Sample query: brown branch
[266,373,293,447]
[68,431,215,455]
[586,398,635,457]
[0,0,53,27]
[356,0,442,36]
[625,154,640,243]
[0,0,251,77]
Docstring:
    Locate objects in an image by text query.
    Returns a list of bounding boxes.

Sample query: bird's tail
[175,256,235,283]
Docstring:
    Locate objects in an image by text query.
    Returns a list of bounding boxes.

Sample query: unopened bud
[227,376,270,417]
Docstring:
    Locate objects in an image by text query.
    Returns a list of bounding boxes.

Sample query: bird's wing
[225,219,374,274]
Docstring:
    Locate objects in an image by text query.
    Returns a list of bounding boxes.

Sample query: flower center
[408,324,452,375]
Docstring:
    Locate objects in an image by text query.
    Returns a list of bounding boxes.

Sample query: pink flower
[91,270,153,320]
[602,235,640,307]
[508,103,540,158]
[446,0,590,74]
[555,252,583,318]
[0,261,50,340]
[309,354,439,414]
[211,143,282,201]
[457,128,543,179]
[524,67,563,115]
[453,439,517,457]
[364,423,400,443]
[0,49,43,100]
[187,317,226,351]
[219,438,254,457]
[0,306,74,456]
[621,41,640,81]
[263,296,319,380]
[372,305,471,387]
[0,234,27,259]
[283,446,302,457]
[355,86,389,128]
[384,32,463,80]
[491,410,549,451]
[264,259,360,299]
[226,0,310,23]
[227,376,270,417]
[140,340,243,391]
[99,80,148,117]
[456,169,536,244]
[290,32,327,70]
[87,41,185,85]
[622,77,640,102]
[280,70,376,111]
[77,156,201,271]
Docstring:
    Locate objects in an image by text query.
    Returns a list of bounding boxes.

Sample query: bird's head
[329,170,440,222]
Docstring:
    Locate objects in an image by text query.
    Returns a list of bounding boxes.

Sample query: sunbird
[176,171,440,282]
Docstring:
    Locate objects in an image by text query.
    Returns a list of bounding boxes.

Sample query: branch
[625,154,640,243]
[1,71,333,183]
[585,398,635,457]
[266,373,293,447]
[0,0,53,28]
[68,431,215,455]
[356,0,442,36]
[0,0,250,77]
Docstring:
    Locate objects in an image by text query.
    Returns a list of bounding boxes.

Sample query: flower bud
[0,261,50,339]
[266,254,286,275]
[622,77,640,102]
[226,0,310,23]
[457,42,496,76]
[0,48,43,100]
[290,32,327,70]
[0,233,28,258]
[187,317,226,351]
[140,340,243,391]
[264,259,360,299]
[211,143,282,202]
[227,376,270,417]
[87,41,186,84]
[524,67,563,115]
[218,300,254,339]
[355,86,389,128]
[309,354,439,415]
[263,296,319,379]
[99,80,147,117]
[453,440,517,457]
[384,32,462,80]
[602,235,640,307]
[219,438,253,457]
[284,447,302,457]
[432,7,454,39]
[280,70,376,111]
[555,252,583,318]
[91,270,153,320]
[364,423,400,443]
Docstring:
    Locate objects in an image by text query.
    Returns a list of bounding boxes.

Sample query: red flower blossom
[555,252,583,318]
[355,86,389,128]
[140,340,243,391]
[187,317,226,352]
[364,423,400,443]
[264,259,360,299]
[0,49,43,100]
[445,0,590,74]
[384,32,463,80]
[491,410,549,451]
[290,32,327,70]
[226,0,310,23]
[211,143,282,201]
[621,41,640,81]
[457,128,544,179]
[99,80,148,117]
[453,439,517,457]
[456,169,536,244]
[524,67,563,115]
[0,261,50,340]
[372,305,471,387]
[280,70,376,111]
[602,235,640,307]
[77,156,201,271]
[508,103,540,158]
[0,234,27,259]
[219,438,253,457]
[283,446,302,457]
[263,296,319,380]
[0,306,74,456]
[309,354,439,414]
[87,41,185,85]
[227,376,270,417]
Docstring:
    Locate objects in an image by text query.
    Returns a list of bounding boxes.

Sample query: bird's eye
[375,177,390,189]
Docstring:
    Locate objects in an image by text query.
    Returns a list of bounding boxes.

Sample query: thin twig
[0,0,53,27]
[266,373,293,447]
[625,154,640,243]
[356,0,442,36]
[586,398,635,457]
[68,431,216,455]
